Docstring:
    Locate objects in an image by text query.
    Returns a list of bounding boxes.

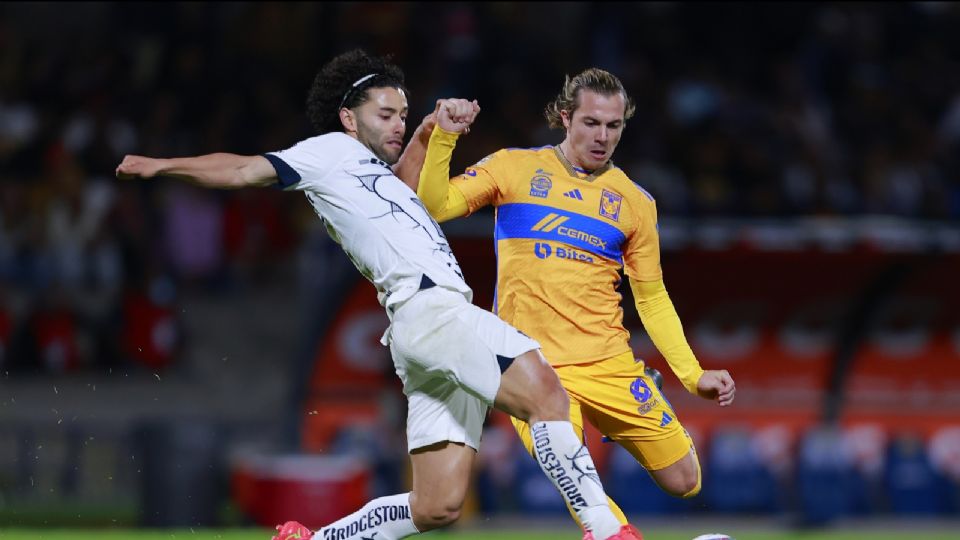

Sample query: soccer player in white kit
[116,50,643,540]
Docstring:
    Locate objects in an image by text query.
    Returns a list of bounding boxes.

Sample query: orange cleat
[583,524,644,540]
[612,524,644,540]
[271,521,313,540]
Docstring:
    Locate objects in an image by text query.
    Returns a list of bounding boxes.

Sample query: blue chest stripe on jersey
[495,203,625,263]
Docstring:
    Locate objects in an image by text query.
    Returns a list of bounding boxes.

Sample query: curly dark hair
[306,49,408,134]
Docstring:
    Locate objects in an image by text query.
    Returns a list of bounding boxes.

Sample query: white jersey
[265,132,472,310]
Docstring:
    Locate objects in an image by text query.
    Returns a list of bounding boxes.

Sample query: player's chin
[584,156,607,170]
[383,144,403,164]
[374,147,401,165]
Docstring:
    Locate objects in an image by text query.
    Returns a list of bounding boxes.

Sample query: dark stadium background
[1,1,959,534]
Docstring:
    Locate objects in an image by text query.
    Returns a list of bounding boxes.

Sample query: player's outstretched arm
[631,277,735,406]
[116,153,278,189]
[416,99,479,222]
[632,278,737,406]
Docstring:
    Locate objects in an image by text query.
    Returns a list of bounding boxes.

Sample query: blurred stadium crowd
[2,1,960,526]
[2,2,959,375]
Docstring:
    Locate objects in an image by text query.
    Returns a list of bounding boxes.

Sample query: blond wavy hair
[544,68,635,129]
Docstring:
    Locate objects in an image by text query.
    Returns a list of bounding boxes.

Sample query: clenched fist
[434,98,480,135]
[116,155,166,180]
[696,369,736,407]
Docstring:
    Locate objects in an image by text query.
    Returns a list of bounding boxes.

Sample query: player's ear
[339,108,357,134]
[560,109,572,131]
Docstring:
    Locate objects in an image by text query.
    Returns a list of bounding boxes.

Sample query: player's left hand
[696,369,735,406]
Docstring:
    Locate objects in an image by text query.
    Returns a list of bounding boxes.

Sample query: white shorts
[386,286,540,452]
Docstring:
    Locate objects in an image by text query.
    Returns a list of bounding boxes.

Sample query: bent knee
[678,473,701,498]
[530,377,569,421]
[498,351,570,423]
[652,456,701,498]
[668,467,701,498]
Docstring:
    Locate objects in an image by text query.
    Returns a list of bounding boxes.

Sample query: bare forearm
[394,123,432,192]
[157,153,274,189]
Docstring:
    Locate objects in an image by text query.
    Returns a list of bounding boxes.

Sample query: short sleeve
[450,149,508,213]
[264,134,344,191]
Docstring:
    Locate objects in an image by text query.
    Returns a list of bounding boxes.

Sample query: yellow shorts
[512,350,694,470]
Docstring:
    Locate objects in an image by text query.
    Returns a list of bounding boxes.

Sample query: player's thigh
[409,440,476,514]
[511,393,585,456]
[619,427,697,473]
[390,287,539,405]
[494,348,570,422]
[642,439,700,496]
[574,352,694,470]
[405,380,488,454]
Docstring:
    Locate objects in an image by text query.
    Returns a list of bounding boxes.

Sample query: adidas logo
[563,189,583,200]
[660,411,673,427]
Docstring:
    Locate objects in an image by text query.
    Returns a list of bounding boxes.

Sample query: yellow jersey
[452,145,662,366]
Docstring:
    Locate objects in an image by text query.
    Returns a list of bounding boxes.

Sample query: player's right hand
[116,155,164,180]
[696,369,736,406]
[435,98,480,135]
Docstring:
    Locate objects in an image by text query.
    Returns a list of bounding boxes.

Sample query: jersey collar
[552,146,613,183]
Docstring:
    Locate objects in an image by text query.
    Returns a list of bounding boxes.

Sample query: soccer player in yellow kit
[415,69,736,531]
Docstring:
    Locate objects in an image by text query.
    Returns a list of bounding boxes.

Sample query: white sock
[531,421,621,540]
[315,492,420,540]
